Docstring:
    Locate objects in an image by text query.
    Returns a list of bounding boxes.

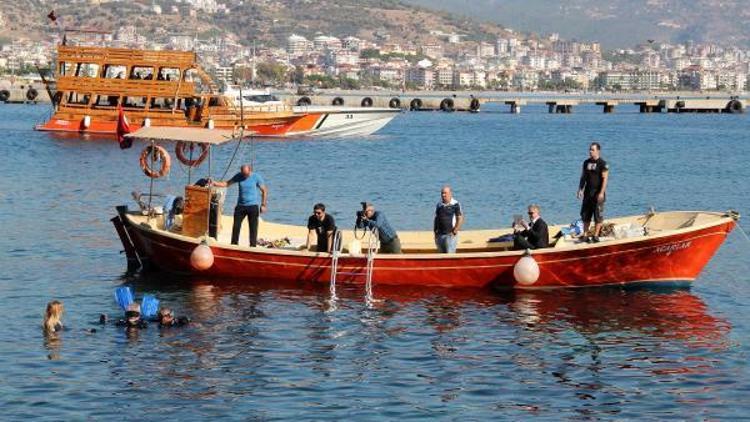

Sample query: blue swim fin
[141,294,160,318]
[115,286,134,310]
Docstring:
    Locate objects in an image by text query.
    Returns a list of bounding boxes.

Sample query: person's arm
[452,204,464,235]
[598,170,609,203]
[577,163,586,199]
[433,206,439,237]
[212,173,238,188]
[326,230,334,253]
[306,229,315,251]
[259,184,268,213]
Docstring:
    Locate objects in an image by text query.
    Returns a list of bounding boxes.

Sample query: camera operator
[355,202,401,254]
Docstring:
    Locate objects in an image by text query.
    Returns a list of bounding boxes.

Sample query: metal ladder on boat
[329,228,379,309]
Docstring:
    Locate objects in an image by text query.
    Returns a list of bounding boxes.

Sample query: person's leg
[380,237,401,254]
[447,234,458,253]
[513,234,533,250]
[231,206,247,245]
[435,234,447,253]
[581,200,593,240]
[248,205,260,247]
[593,201,605,238]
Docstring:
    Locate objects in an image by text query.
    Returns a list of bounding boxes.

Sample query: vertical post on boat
[205,145,212,240]
[365,228,378,308]
[147,139,155,223]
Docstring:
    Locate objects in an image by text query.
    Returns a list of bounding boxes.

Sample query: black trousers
[231,205,259,246]
[513,234,534,251]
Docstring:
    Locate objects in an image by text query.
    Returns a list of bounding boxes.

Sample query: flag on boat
[116,105,132,149]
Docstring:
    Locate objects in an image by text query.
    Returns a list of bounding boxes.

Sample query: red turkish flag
[116,105,132,149]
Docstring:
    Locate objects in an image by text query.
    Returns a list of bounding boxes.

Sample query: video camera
[356,202,370,226]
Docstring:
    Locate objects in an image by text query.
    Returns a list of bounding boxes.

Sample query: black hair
[590,142,601,151]
[313,203,326,212]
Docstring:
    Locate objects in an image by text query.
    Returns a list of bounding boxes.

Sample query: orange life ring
[139,145,171,178]
[175,141,208,167]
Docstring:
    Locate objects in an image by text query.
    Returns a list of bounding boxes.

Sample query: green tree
[256,62,288,85]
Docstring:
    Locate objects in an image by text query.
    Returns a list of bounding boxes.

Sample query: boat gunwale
[123,210,737,260]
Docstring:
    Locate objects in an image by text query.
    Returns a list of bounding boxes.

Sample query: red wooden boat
[112,204,738,290]
[113,128,738,290]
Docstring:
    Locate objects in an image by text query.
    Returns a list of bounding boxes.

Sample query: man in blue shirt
[356,202,401,254]
[212,164,268,246]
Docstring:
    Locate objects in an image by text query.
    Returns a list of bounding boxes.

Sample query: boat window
[103,65,127,79]
[208,96,224,107]
[149,97,176,110]
[243,95,279,103]
[130,66,155,80]
[93,95,120,108]
[76,63,100,78]
[183,69,198,82]
[157,67,180,81]
[122,96,147,109]
[67,92,91,105]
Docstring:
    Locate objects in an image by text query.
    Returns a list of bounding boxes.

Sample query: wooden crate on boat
[182,185,210,238]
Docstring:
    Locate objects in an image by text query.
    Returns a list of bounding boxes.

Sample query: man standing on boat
[577,142,609,243]
[434,186,464,253]
[211,164,268,247]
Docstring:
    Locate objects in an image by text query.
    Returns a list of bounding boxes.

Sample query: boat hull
[36,108,398,138]
[114,211,735,289]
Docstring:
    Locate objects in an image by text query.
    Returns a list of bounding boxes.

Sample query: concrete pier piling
[546,100,577,114]
[505,99,526,114]
[596,100,618,113]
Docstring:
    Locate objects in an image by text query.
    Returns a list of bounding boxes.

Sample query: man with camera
[355,202,401,254]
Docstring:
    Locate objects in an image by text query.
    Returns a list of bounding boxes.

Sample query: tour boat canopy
[125,126,242,145]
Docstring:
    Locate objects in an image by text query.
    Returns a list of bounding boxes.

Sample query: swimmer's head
[125,303,141,326]
[158,307,174,326]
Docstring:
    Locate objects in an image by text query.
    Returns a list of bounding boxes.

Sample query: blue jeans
[435,233,457,253]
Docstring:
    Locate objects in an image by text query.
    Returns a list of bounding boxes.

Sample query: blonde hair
[43,300,64,332]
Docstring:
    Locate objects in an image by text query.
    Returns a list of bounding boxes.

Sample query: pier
[277,92,747,114]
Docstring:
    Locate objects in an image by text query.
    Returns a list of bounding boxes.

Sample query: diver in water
[157,307,190,327]
[115,303,148,329]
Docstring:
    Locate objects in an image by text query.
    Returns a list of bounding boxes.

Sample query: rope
[736,223,750,244]
[220,85,247,180]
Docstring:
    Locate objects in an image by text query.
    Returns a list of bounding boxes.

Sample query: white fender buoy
[190,242,214,271]
[513,250,539,285]
[207,119,215,129]
[143,117,151,127]
[82,115,91,128]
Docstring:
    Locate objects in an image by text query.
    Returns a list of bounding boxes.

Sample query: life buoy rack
[332,97,344,106]
[297,96,312,106]
[139,145,172,178]
[26,88,38,101]
[361,97,373,107]
[0,90,9,102]
[388,97,401,109]
[175,141,208,167]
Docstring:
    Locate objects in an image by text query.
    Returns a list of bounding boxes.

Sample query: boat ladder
[329,228,379,309]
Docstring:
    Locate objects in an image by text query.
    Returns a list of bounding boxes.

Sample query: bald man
[434,185,464,253]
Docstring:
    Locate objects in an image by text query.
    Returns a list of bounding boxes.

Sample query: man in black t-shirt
[577,142,609,242]
[306,203,337,253]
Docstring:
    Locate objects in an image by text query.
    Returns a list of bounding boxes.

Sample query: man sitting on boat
[211,164,268,247]
[513,204,549,250]
[306,203,337,253]
[356,202,402,254]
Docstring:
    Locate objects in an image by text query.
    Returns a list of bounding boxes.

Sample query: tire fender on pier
[26,88,38,101]
[0,90,9,102]
[332,97,344,106]
[440,98,455,112]
[297,96,312,106]
[410,98,422,111]
[726,100,743,114]
[388,97,401,109]
[361,97,373,107]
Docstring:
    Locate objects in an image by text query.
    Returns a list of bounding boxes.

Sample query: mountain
[0,0,513,47]
[404,0,750,48]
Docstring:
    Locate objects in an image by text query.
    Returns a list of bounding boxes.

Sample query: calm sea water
[1,103,750,419]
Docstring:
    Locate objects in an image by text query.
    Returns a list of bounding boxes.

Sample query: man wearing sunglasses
[513,204,549,250]
[306,203,337,253]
